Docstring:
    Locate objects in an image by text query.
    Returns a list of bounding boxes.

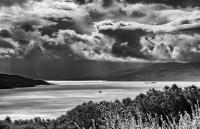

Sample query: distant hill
[106,62,200,81]
[0,74,50,89]
[83,62,200,81]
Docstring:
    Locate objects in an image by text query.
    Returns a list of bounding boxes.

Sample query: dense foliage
[1,84,200,129]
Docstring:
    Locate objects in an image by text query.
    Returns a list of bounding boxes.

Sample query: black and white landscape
[1,0,200,129]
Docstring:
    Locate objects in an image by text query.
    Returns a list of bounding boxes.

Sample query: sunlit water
[0,81,200,120]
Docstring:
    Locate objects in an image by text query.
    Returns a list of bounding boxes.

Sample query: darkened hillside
[0,74,50,89]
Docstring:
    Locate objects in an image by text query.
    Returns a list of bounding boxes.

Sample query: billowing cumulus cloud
[96,19,200,62]
[1,0,200,62]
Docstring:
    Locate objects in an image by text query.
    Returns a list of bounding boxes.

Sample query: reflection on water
[0,81,200,120]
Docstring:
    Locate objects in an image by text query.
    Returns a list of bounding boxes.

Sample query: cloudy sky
[1,0,200,79]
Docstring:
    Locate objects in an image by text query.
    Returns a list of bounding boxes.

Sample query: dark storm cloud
[0,0,43,6]
[97,22,148,59]
[0,0,27,6]
[0,39,16,49]
[38,18,76,37]
[41,29,119,61]
[0,39,17,58]
[0,30,11,38]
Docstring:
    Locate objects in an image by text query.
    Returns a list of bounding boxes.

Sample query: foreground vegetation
[1,84,200,129]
